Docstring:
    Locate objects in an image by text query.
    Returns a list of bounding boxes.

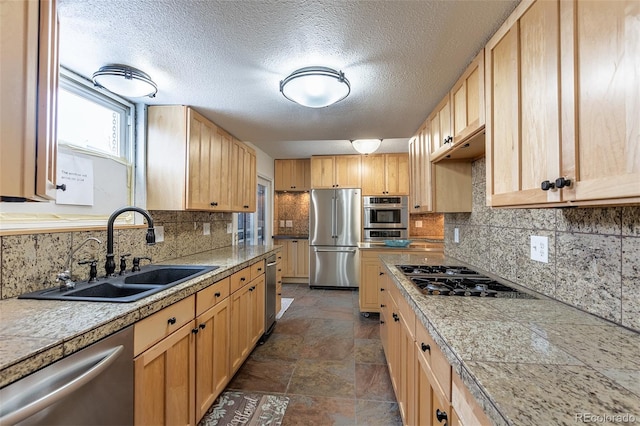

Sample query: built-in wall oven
[363,196,409,241]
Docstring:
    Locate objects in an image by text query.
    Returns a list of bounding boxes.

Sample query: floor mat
[276,297,294,319]
[199,390,289,426]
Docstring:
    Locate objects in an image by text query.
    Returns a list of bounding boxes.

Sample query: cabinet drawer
[416,321,452,400]
[250,260,265,280]
[134,295,195,356]
[196,277,230,316]
[230,267,251,294]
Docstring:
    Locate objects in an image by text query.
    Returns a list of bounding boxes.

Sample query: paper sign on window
[56,153,94,206]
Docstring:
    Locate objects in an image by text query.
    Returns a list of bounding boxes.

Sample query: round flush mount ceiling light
[92,65,157,98]
[351,139,382,154]
[280,66,350,108]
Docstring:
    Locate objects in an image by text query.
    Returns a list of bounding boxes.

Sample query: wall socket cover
[415,220,423,228]
[203,222,211,236]
[226,223,233,234]
[530,235,549,263]
[454,227,460,243]
[285,220,293,228]
[279,220,285,227]
[154,226,165,243]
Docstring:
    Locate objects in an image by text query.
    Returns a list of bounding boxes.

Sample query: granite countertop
[358,240,444,252]
[272,235,309,239]
[0,245,280,388]
[379,253,640,426]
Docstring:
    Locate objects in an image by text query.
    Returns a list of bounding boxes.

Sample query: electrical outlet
[454,227,460,243]
[154,226,164,243]
[530,236,549,263]
[279,220,285,227]
[286,220,293,228]
[203,222,210,236]
[227,223,233,234]
[415,220,423,228]
[193,222,198,231]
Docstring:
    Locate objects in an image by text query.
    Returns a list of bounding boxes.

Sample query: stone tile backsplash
[274,192,309,236]
[445,157,640,332]
[409,213,444,238]
[0,211,233,299]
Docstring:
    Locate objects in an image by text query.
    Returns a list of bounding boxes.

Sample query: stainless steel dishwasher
[0,325,134,425]
[260,254,278,343]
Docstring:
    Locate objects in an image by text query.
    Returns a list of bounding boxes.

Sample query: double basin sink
[19,265,219,303]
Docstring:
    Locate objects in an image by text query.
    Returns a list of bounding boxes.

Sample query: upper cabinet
[485,0,640,208]
[430,50,486,163]
[361,153,410,196]
[1,0,59,201]
[274,159,311,191]
[147,106,256,212]
[410,121,472,213]
[310,155,361,189]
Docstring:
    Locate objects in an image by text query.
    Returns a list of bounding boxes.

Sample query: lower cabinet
[276,253,283,314]
[381,273,491,426]
[360,249,411,313]
[281,239,309,283]
[133,258,268,425]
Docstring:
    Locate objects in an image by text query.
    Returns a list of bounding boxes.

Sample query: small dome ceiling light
[351,139,382,154]
[92,65,158,98]
[280,66,350,108]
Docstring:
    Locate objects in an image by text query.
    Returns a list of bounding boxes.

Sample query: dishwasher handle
[266,261,277,267]
[0,345,124,425]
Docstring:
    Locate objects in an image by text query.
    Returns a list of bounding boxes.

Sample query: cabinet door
[281,240,296,277]
[295,239,309,277]
[229,284,250,373]
[276,258,283,314]
[296,158,312,191]
[249,275,265,347]
[310,156,335,188]
[274,159,293,191]
[385,153,410,195]
[187,110,216,210]
[0,0,58,200]
[210,128,232,210]
[562,0,640,203]
[361,155,387,195]
[134,321,196,426]
[359,254,382,312]
[452,50,485,143]
[430,95,452,158]
[415,344,434,426]
[244,146,257,211]
[334,155,362,188]
[195,299,230,422]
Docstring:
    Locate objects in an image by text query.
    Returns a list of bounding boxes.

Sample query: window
[237,180,269,246]
[58,69,133,161]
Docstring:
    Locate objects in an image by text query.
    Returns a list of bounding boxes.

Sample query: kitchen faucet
[105,206,156,277]
[57,237,102,290]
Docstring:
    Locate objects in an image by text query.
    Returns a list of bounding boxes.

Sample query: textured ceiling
[57,0,519,159]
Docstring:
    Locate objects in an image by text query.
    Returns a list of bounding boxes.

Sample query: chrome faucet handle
[56,270,75,290]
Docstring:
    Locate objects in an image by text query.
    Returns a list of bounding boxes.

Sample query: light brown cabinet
[1,0,59,201]
[361,153,410,196]
[147,106,256,212]
[409,123,472,213]
[428,95,453,159]
[281,239,309,283]
[485,0,640,208]
[275,159,311,191]
[310,155,362,188]
[134,296,197,426]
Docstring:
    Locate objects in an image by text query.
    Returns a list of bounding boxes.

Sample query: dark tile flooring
[226,283,403,425]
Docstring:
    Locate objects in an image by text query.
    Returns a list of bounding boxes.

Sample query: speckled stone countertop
[380,253,640,426]
[358,240,444,251]
[0,245,280,389]
[272,235,309,239]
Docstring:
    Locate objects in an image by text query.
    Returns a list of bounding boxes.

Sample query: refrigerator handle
[331,196,337,238]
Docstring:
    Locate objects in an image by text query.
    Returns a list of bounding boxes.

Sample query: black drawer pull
[167,317,177,325]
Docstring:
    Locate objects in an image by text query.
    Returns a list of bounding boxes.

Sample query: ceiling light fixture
[92,65,158,98]
[351,139,382,155]
[280,66,350,108]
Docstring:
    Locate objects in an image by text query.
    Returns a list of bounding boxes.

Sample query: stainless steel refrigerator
[309,188,361,288]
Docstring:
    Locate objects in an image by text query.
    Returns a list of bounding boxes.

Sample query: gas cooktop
[396,264,536,299]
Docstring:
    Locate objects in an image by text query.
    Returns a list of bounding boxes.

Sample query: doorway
[237,176,271,246]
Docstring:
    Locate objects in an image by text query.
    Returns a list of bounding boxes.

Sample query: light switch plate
[203,222,210,236]
[279,220,285,227]
[530,235,549,263]
[454,227,460,243]
[415,220,423,228]
[286,220,293,228]
[226,223,233,234]
[154,226,164,243]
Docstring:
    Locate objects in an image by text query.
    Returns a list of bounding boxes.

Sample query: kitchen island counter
[358,240,444,252]
[0,245,280,388]
[380,253,640,425]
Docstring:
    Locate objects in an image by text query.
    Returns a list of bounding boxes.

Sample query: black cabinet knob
[541,180,555,191]
[167,317,177,325]
[436,409,448,423]
[380,320,385,324]
[199,323,206,329]
[191,328,199,334]
[414,205,420,209]
[555,177,571,188]
[380,304,386,308]
[214,292,221,297]
[421,342,431,353]
[379,272,384,276]
[210,201,218,206]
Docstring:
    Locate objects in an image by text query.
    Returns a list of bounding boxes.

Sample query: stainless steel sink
[18,265,218,303]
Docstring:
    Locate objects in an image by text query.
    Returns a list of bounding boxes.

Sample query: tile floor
[226,283,403,425]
